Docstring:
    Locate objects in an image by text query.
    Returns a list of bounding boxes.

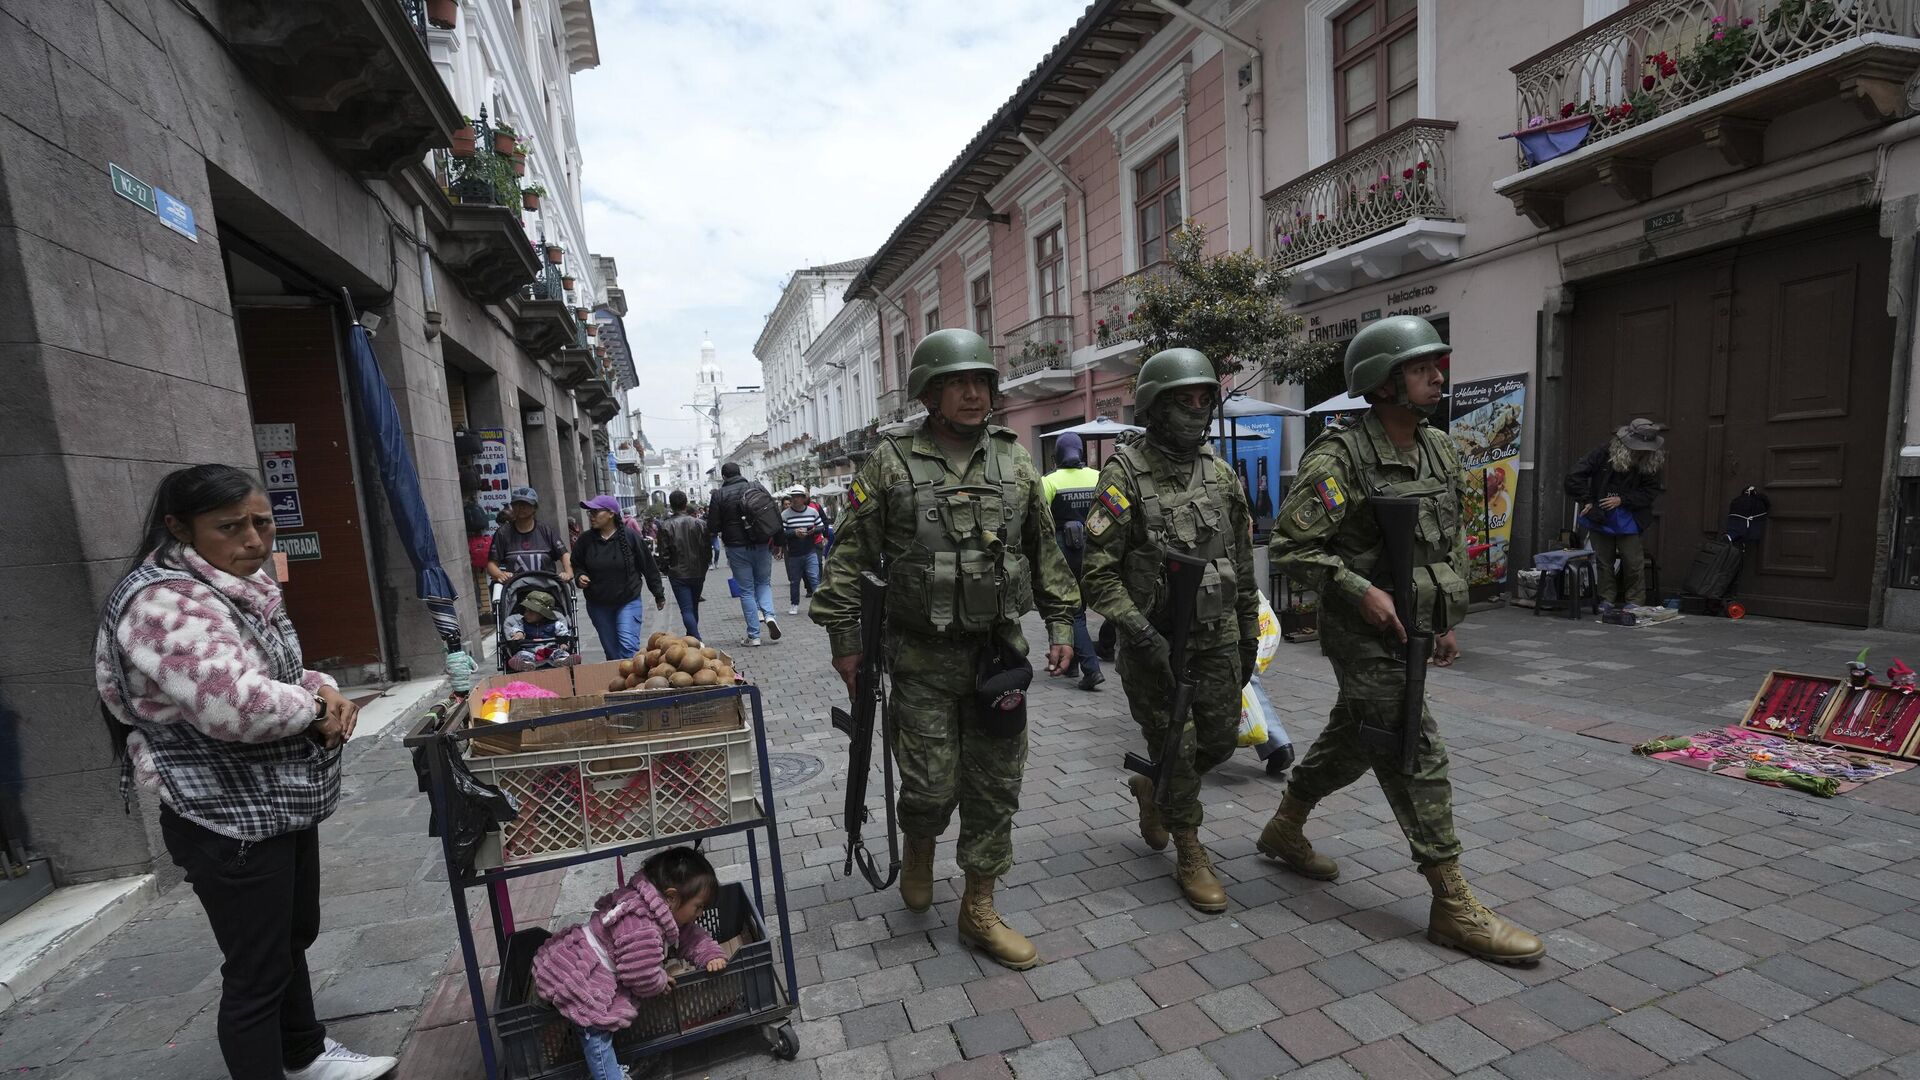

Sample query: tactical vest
[879,431,1034,634]
[1112,442,1239,632]
[1319,420,1468,635]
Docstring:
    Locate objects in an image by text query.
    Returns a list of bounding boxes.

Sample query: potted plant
[521,184,545,211]
[544,242,565,265]
[1280,599,1319,643]
[427,0,458,28]
[492,122,518,156]
[561,271,576,291]
[575,306,591,321]
[450,116,476,158]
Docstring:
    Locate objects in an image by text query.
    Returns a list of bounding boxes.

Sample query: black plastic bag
[412,735,518,879]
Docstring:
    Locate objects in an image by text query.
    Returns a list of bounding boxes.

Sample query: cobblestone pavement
[7,565,1920,1080]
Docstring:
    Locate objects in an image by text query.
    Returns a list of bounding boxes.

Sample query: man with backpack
[709,463,783,645]
[1042,432,1104,691]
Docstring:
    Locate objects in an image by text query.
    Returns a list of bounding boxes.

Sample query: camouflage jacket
[1080,440,1259,651]
[1270,410,1468,662]
[810,421,1080,658]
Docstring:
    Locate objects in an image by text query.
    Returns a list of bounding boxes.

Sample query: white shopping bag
[1254,589,1282,674]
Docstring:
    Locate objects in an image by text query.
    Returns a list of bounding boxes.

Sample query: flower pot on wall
[522,191,540,211]
[561,275,576,291]
[511,157,526,177]
[450,126,476,157]
[493,130,517,155]
[427,0,458,28]
[545,245,565,265]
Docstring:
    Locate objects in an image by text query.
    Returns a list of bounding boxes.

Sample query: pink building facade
[847,2,1246,466]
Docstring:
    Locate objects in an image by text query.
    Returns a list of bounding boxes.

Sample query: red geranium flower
[1402,168,1414,179]
[1643,74,1656,91]
[1561,102,1576,117]
[1416,160,1429,170]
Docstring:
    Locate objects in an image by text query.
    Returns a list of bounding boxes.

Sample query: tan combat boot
[1127,775,1169,851]
[1172,829,1228,913]
[900,836,935,913]
[957,873,1039,971]
[1256,793,1340,880]
[1423,860,1546,965]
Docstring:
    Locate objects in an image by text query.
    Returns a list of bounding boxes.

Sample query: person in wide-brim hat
[1617,417,1667,452]
[1565,418,1668,609]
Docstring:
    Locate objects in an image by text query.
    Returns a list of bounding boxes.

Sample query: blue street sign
[270,489,304,528]
[154,188,197,241]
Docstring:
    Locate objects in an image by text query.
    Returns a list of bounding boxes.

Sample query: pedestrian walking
[779,485,824,615]
[1040,432,1106,691]
[571,495,666,660]
[1262,315,1544,964]
[811,328,1079,971]
[1080,350,1259,914]
[655,490,709,638]
[486,486,573,585]
[93,464,396,1080]
[1565,418,1667,611]
[708,463,782,645]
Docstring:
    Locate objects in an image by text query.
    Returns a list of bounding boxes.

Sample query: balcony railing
[1264,120,1456,267]
[1512,0,1917,167]
[1002,315,1073,377]
[1091,262,1174,348]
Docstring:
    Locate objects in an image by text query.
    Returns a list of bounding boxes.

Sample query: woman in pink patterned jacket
[93,465,394,1080]
[533,846,729,1078]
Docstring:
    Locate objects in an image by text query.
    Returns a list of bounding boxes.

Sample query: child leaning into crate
[532,847,729,1079]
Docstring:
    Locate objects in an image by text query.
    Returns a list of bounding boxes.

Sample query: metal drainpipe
[1146,0,1264,256]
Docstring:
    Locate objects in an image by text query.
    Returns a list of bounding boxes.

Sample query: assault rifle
[1372,496,1429,774]
[830,570,900,890]
[1122,550,1208,805]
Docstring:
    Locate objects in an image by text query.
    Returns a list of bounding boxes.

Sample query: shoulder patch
[1098,484,1131,519]
[846,480,870,511]
[1315,476,1347,511]
[1087,507,1114,537]
[1290,499,1325,531]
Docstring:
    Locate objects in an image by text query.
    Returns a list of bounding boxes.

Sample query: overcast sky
[576,0,1075,449]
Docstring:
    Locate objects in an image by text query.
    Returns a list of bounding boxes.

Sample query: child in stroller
[498,577,580,671]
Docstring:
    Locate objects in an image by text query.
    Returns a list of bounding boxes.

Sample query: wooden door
[1568,218,1891,625]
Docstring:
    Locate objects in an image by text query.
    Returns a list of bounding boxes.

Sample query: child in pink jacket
[532,847,728,1079]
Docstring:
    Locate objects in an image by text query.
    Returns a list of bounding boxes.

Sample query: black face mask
[1148,400,1212,462]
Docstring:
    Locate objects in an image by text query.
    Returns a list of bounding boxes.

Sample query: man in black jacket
[1564,418,1667,609]
[708,463,781,645]
[656,491,710,638]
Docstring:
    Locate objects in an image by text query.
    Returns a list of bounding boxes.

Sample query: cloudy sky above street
[576,0,1075,449]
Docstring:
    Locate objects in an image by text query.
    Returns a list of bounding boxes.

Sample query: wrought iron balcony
[1003,315,1074,377]
[213,0,462,173]
[1088,263,1173,372]
[1498,0,1920,226]
[1264,120,1458,269]
[428,110,539,303]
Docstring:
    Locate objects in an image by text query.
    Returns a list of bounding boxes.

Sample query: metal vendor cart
[406,683,799,1079]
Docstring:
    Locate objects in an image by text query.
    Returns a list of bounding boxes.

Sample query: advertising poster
[1221,413,1285,528]
[1448,374,1527,593]
[473,428,511,516]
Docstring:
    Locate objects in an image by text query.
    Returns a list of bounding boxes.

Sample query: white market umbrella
[1053,416,1143,440]
[1222,394,1307,418]
[1207,418,1271,440]
[1306,390,1370,414]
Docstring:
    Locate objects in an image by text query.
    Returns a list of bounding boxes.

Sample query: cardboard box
[467,660,745,754]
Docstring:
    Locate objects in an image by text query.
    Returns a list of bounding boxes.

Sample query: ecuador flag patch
[1316,477,1346,511]
[847,481,869,511]
[1098,484,1131,519]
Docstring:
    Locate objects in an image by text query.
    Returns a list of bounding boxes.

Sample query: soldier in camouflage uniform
[811,328,1079,971]
[1259,316,1544,964]
[1081,349,1259,914]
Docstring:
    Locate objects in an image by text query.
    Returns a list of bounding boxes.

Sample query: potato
[643,675,671,689]
[650,663,676,679]
[607,678,627,693]
[700,646,718,660]
[676,650,706,674]
[668,671,695,688]
[715,663,735,684]
[683,637,702,651]
[662,643,686,667]
[692,668,718,686]
[646,631,668,651]
[617,659,635,678]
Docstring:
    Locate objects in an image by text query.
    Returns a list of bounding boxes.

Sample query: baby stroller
[492,570,581,672]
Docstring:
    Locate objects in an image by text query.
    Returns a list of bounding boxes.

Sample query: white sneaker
[740,636,761,647]
[765,617,781,641]
[788,605,799,615]
[287,1039,397,1080]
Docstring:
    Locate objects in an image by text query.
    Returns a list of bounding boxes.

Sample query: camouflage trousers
[888,636,1027,877]
[1288,655,1462,867]
[1117,641,1241,830]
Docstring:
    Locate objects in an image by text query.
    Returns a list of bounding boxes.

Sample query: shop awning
[343,315,462,650]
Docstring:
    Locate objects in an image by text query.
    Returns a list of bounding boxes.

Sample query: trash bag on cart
[412,735,519,879]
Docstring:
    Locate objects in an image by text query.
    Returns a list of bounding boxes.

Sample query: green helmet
[1134,348,1218,415]
[907,328,999,398]
[1344,315,1451,397]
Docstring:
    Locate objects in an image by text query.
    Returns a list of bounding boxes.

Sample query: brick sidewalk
[6,574,1920,1080]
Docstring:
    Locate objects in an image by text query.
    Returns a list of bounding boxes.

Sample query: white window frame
[1303,0,1437,168]
[1024,203,1070,322]
[1111,64,1191,275]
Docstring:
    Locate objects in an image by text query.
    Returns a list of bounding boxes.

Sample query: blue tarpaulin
[342,316,463,649]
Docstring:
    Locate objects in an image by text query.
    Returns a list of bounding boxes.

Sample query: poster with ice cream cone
[1449,374,1527,592]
